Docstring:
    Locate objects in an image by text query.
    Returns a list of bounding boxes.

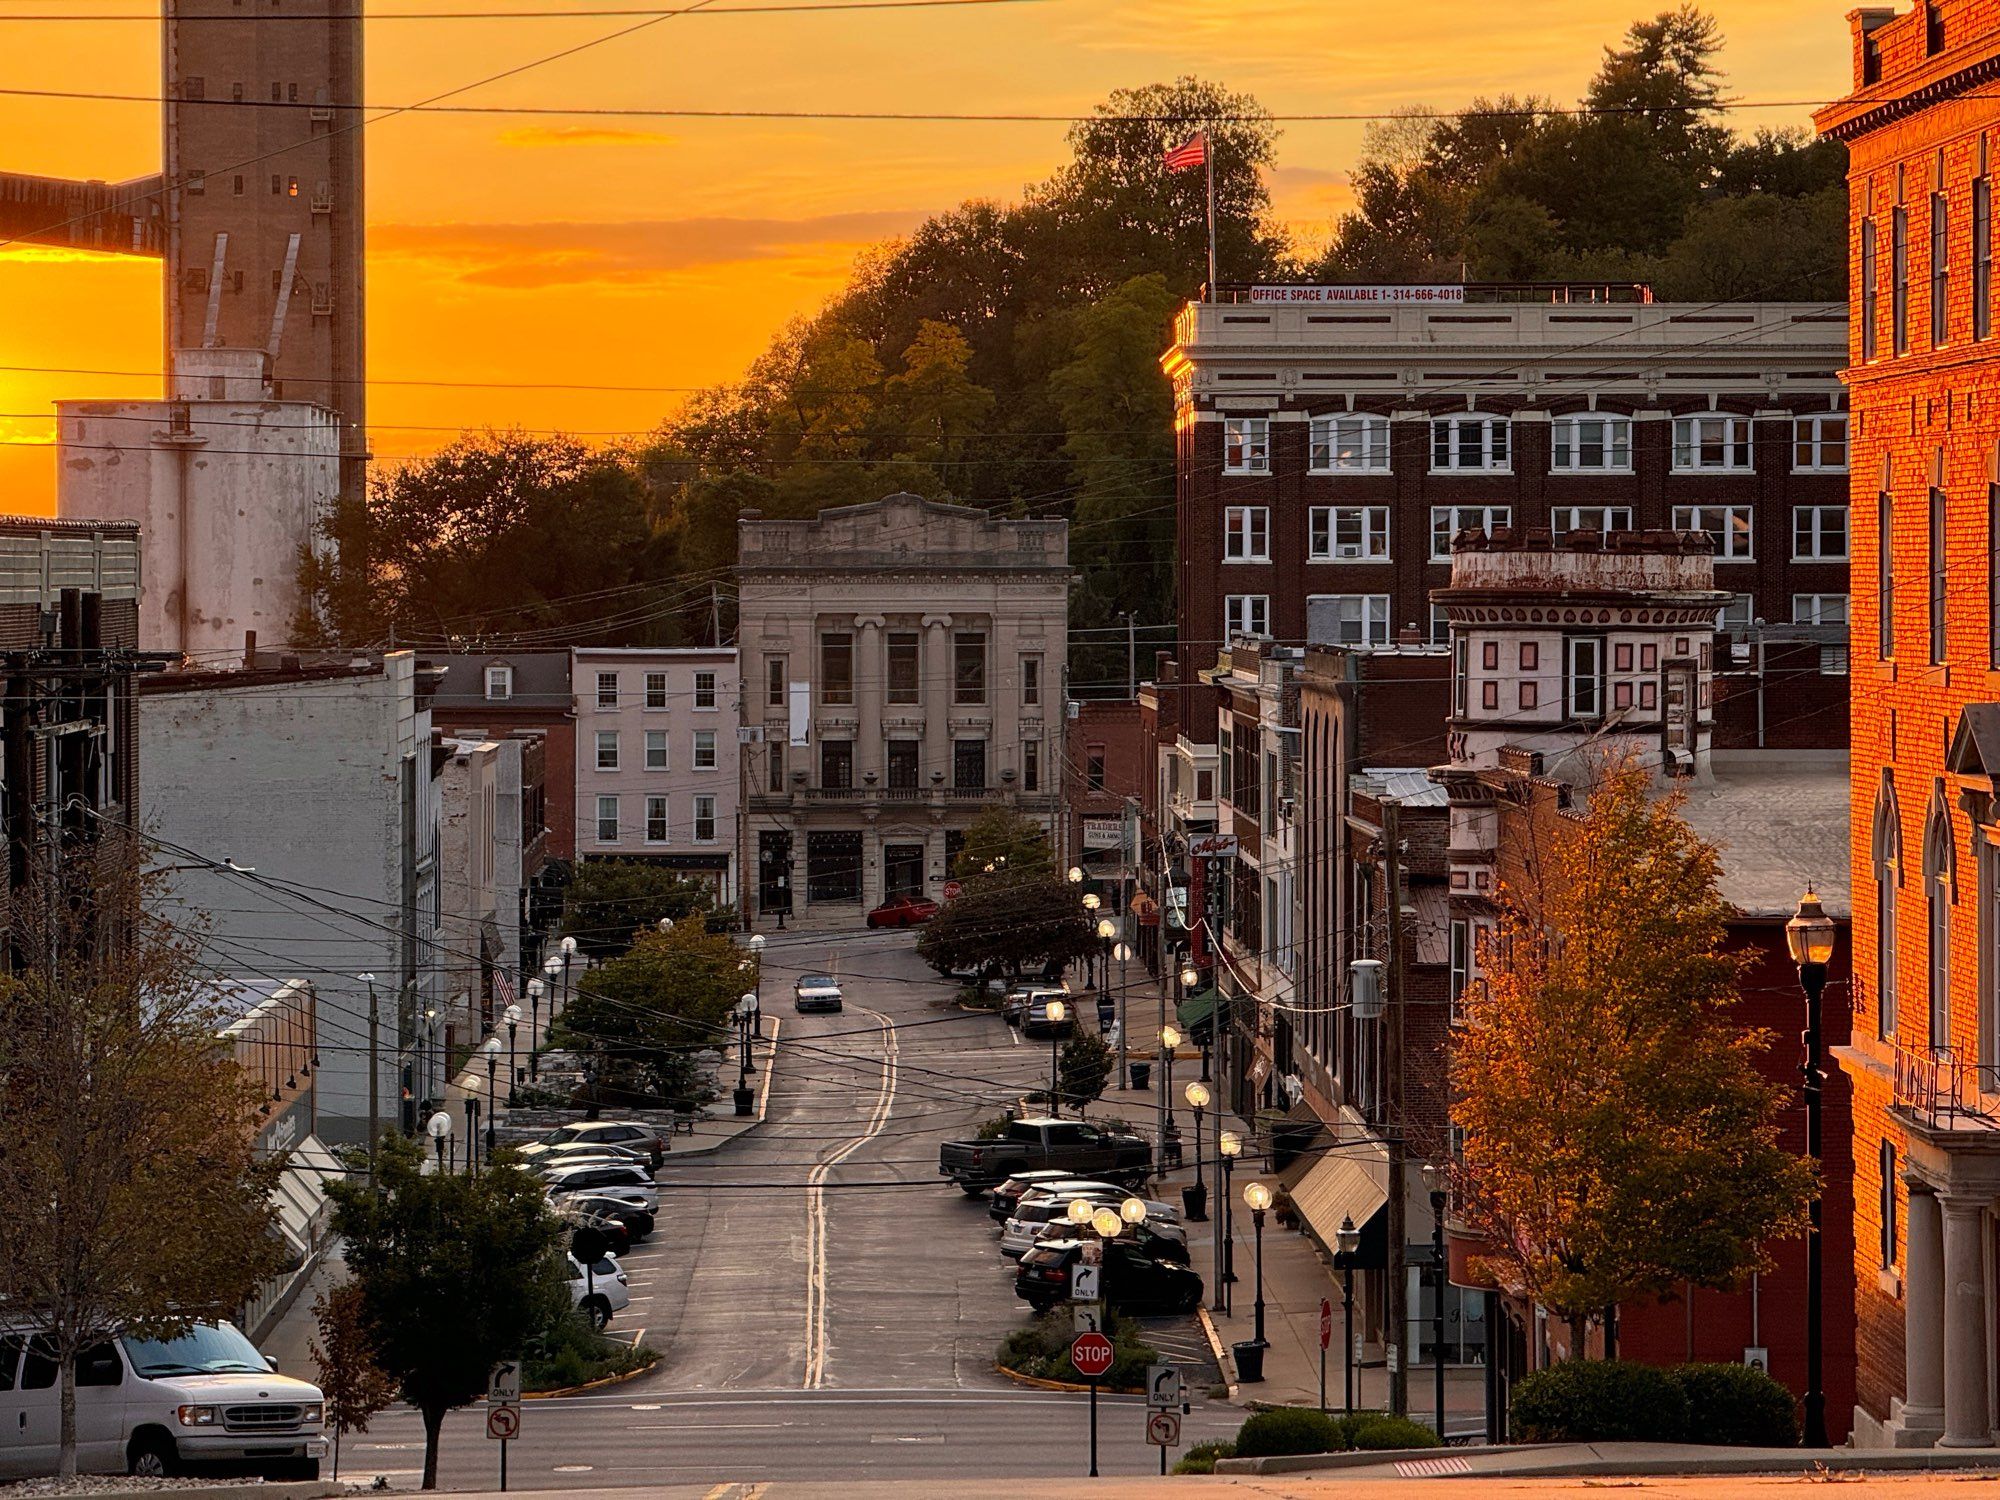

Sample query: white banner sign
[788,681,811,748]
[1246,285,1465,306]
[1081,818,1126,852]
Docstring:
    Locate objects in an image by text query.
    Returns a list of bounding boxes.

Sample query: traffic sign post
[1146,1362,1185,1475]
[1146,1410,1182,1448]
[1319,1298,1333,1412]
[942,879,963,902]
[1070,1332,1114,1477]
[487,1359,522,1492]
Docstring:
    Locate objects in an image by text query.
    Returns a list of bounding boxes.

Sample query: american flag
[493,967,517,1010]
[1163,134,1206,172]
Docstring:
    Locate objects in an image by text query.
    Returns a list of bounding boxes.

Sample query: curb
[523,1352,661,1400]
[646,1017,781,1161]
[1216,1442,1561,1476]
[992,1360,1144,1397]
[45,1487,338,1500]
[1194,1305,1239,1400]
[1212,1442,2000,1479]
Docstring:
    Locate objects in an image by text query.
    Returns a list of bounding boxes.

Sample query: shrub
[996,1310,1157,1388]
[1348,1413,1440,1450]
[1510,1359,1691,1443]
[1668,1363,1799,1447]
[1233,1406,1344,1458]
[1172,1440,1235,1474]
[523,1309,660,1392]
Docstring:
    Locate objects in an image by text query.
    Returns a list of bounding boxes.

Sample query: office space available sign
[1246,285,1465,305]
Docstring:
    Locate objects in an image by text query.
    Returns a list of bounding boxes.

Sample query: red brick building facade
[1817,1,2000,1450]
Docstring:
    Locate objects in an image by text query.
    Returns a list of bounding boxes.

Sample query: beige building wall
[736,492,1069,920]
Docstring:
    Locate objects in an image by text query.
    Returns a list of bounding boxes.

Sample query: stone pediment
[739,492,1067,572]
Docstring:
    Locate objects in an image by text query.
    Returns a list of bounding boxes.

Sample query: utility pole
[362,974,380,1184]
[1381,797,1409,1418]
[1122,612,1137,700]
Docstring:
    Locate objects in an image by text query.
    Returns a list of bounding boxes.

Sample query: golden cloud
[498,125,680,149]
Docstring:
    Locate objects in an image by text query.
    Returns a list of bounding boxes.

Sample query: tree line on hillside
[300,5,1842,692]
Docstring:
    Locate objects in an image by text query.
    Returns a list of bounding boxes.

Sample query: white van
[0,1321,326,1480]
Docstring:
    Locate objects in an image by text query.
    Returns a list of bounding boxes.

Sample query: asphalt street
[346,929,1240,1488]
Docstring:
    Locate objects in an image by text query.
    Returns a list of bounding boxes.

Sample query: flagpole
[1204,134,1218,302]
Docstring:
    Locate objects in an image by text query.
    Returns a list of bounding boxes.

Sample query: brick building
[1064,699,1148,920]
[1816,0,2000,1450]
[428,650,576,861]
[1160,287,1853,739]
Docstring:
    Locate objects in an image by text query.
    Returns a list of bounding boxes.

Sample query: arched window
[1874,774,1903,1040]
[1879,1140,1899,1270]
[1926,787,1956,1053]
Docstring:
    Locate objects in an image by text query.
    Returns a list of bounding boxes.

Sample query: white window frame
[693,670,717,710]
[644,795,668,844]
[595,671,619,710]
[1308,414,1390,473]
[1792,593,1851,626]
[595,794,620,844]
[1430,505,1512,561]
[644,728,668,771]
[1715,594,1756,635]
[1223,505,1271,562]
[1430,413,1511,473]
[1550,413,1633,472]
[1672,504,1754,560]
[1792,505,1850,561]
[1225,594,1270,640]
[1307,593,1391,648]
[484,665,512,701]
[595,730,619,772]
[1309,505,1391,561]
[644,671,668,710]
[1429,603,1451,645]
[1550,505,1634,539]
[1793,414,1849,473]
[1566,637,1604,720]
[693,793,718,845]
[1223,417,1270,474]
[1671,414,1755,472]
[693,729,718,771]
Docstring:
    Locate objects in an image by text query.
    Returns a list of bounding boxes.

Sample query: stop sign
[943,879,963,901]
[1319,1298,1333,1350]
[1070,1331,1115,1380]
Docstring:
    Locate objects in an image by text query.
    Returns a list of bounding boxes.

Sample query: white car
[1000,1190,1180,1259]
[551,1183,659,1216]
[518,1120,667,1169]
[0,1320,326,1480]
[568,1252,630,1329]
[540,1161,655,1197]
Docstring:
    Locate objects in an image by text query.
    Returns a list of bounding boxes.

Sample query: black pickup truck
[939,1118,1152,1195]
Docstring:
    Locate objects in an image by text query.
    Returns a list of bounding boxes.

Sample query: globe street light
[1219,1130,1243,1310]
[463,1075,482,1174]
[504,1002,523,1100]
[480,1034,503,1156]
[1120,1196,1148,1226]
[1068,865,1085,885]
[1045,999,1068,1117]
[1066,1196,1095,1228]
[1244,1181,1274,1349]
[1184,1081,1211,1222]
[1786,887,1837,1450]
[1111,940,1135,1088]
[1422,1161,1449,1442]
[1094,917,1117,1033]
[426,1110,452,1173]
[525,979,545,1079]
[559,934,579,1016]
[1090,1206,1122,1242]
[1335,1213,1361,1414]
[1158,1024,1182,1170]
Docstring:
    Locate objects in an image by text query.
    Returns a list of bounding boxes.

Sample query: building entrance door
[806,831,862,904]
[884,843,925,899]
[759,830,792,914]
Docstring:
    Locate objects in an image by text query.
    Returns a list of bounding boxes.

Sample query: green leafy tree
[0,853,283,1479]
[551,921,750,1101]
[328,1136,569,1490]
[559,859,721,959]
[1451,757,1814,1337]
[1060,1030,1115,1115]
[309,1282,399,1479]
[951,807,1060,880]
[917,871,1095,980]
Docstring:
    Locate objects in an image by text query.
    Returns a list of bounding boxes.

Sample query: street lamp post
[1423,1163,1449,1442]
[734,992,758,1116]
[558,935,579,1015]
[1045,1000,1068,1116]
[1244,1181,1272,1347]
[1184,1081,1210,1222]
[481,1034,502,1157]
[1158,1024,1181,1172]
[1219,1130,1242,1315]
[504,1003,522,1100]
[426,1110,452,1173]
[525,979,545,1079]
[1080,892,1101,987]
[1113,940,1134,1088]
[1335,1214,1360,1415]
[1095,917,1116,1035]
[1787,888,1837,1450]
[463,1076,481,1175]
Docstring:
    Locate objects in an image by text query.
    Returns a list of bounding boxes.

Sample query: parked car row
[938,1116,1153,1194]
[966,1167,1205,1318]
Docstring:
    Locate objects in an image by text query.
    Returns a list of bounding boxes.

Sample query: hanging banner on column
[789,681,811,747]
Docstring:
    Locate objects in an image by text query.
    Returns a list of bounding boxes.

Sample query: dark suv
[1015,1238,1204,1315]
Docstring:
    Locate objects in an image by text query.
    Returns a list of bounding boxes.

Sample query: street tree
[551,920,750,1103]
[0,850,284,1479]
[328,1136,568,1490]
[1059,1031,1115,1115]
[309,1282,399,1479]
[1451,757,1814,1339]
[951,807,1059,880]
[559,858,721,959]
[917,871,1095,981]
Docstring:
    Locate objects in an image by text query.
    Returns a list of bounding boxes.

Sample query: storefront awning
[1176,991,1215,1031]
[1282,1138,1390,1262]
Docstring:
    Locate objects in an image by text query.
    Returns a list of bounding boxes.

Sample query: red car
[867,893,940,928]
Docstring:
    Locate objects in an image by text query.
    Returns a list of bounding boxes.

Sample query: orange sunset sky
[0,0,1856,509]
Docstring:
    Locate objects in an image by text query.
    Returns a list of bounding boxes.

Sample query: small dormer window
[485,665,513,700]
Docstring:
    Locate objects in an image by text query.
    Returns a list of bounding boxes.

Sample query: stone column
[923,614,952,789]
[1939,1196,1992,1447]
[1900,1183,1947,1443]
[855,615,885,789]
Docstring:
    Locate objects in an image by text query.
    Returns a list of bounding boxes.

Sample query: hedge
[1511,1359,1798,1447]
[996,1309,1158,1389]
[1232,1407,1440,1459]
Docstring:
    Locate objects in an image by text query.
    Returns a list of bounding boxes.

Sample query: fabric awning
[1176,991,1215,1031]
[1283,1138,1390,1253]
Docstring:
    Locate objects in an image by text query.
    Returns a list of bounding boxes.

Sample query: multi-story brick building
[1160,287,1853,713]
[1816,0,2000,1450]
[429,650,576,861]
[1065,699,1148,919]
[735,493,1067,922]
[570,647,740,901]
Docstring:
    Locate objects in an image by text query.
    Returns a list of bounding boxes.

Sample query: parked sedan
[989,1170,1107,1223]
[565,1192,656,1239]
[1000,1189,1180,1259]
[567,1252,630,1329]
[541,1161,656,1197]
[519,1119,668,1169]
[867,893,940,928]
[526,1141,653,1175]
[1015,1239,1203,1315]
[551,1183,660,1216]
[794,974,844,1013]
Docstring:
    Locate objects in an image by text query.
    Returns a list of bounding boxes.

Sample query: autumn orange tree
[1451,756,1813,1339]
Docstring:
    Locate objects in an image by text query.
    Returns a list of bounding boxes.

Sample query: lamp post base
[733,1085,756,1116]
